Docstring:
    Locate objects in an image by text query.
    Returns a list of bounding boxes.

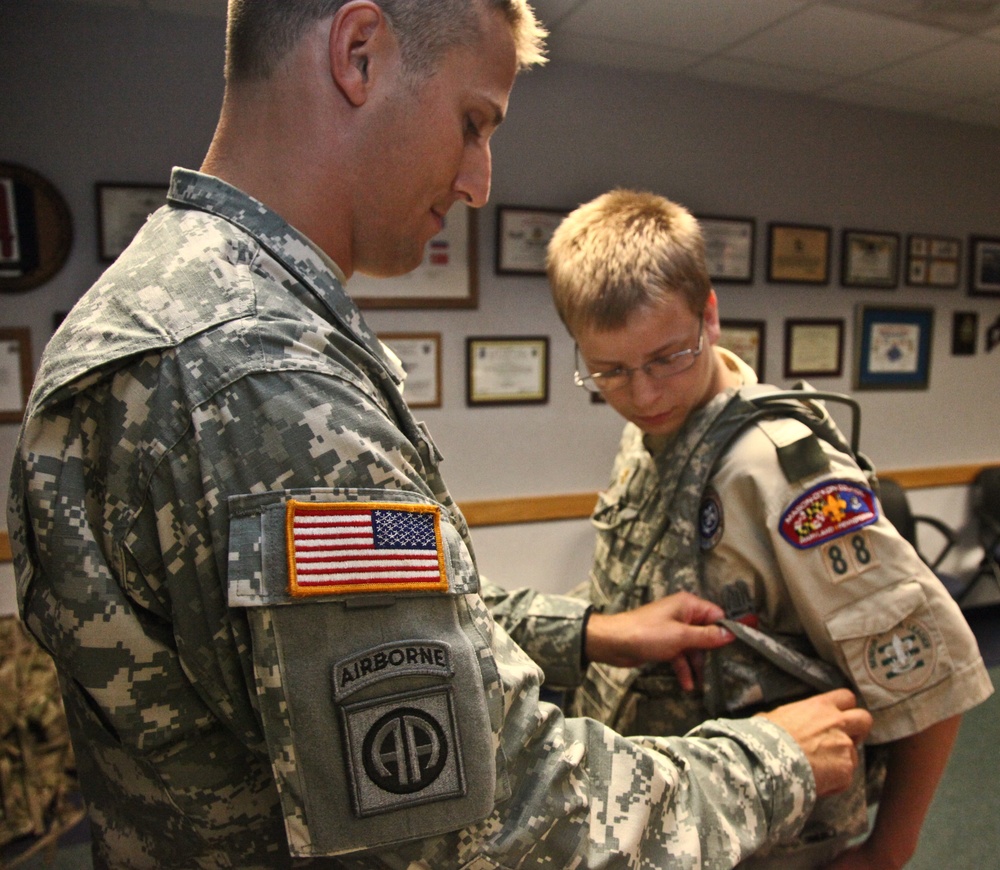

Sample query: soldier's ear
[329,1,383,107]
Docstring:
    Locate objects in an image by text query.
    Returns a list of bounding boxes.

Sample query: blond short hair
[547,189,712,335]
[226,0,547,81]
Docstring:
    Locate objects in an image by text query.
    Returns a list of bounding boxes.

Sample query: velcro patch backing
[287,500,448,597]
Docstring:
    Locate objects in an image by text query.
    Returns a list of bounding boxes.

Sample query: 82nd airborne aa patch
[779,480,878,550]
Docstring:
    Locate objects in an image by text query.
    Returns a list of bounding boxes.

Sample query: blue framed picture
[854,305,934,390]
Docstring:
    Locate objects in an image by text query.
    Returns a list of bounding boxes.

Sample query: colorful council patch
[779,480,878,550]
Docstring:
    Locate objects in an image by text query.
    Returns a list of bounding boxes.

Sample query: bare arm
[825,714,962,870]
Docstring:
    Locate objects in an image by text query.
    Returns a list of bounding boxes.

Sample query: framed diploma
[466,336,548,406]
[968,235,1000,297]
[0,327,33,423]
[854,305,933,390]
[767,223,831,285]
[906,235,960,288]
[352,206,478,309]
[495,206,567,275]
[784,318,844,378]
[719,319,766,379]
[379,332,442,408]
[698,216,755,283]
[97,182,168,261]
[841,229,900,289]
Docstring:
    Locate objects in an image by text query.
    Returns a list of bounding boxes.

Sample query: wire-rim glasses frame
[573,319,705,394]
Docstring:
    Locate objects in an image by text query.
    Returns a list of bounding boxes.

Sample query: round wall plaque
[0,161,73,293]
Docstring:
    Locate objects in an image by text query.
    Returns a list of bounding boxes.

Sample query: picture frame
[466,336,548,406]
[841,229,900,289]
[952,311,978,356]
[698,215,755,283]
[96,182,169,261]
[968,235,1000,297]
[784,318,844,379]
[767,223,831,284]
[351,206,478,309]
[719,319,766,380]
[906,235,961,288]
[0,327,33,423]
[495,205,567,275]
[1,162,73,293]
[379,332,442,409]
[854,305,934,391]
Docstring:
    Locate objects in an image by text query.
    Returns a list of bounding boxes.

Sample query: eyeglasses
[573,320,705,394]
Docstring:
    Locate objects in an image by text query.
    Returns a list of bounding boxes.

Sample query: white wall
[3,2,999,611]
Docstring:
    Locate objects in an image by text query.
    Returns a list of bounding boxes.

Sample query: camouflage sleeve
[363,605,817,868]
[480,578,591,689]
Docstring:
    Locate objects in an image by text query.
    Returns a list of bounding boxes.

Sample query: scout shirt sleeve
[710,421,993,745]
[217,370,817,865]
[480,577,591,689]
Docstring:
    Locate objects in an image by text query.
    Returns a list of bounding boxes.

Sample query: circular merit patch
[864,618,937,692]
[699,488,724,551]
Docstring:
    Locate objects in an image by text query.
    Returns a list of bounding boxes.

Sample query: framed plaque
[466,336,548,406]
[699,216,755,283]
[841,229,900,289]
[495,206,567,275]
[379,332,442,408]
[854,305,933,390]
[784,318,844,378]
[97,182,168,261]
[767,223,831,285]
[719,319,766,379]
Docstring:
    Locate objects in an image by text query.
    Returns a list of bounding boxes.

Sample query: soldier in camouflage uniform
[546,189,994,869]
[7,4,874,868]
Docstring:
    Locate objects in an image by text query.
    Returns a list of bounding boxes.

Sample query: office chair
[954,467,1000,605]
[878,477,964,598]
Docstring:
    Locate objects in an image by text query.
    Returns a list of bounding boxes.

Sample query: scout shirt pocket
[227,488,502,858]
[825,580,955,715]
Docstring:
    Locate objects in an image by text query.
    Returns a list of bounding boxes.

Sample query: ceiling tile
[689,57,837,93]
[870,36,1000,97]
[727,4,957,76]
[827,0,1000,35]
[557,0,810,54]
[819,79,954,113]
[547,31,702,73]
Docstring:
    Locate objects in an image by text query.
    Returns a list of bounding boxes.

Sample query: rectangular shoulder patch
[286,500,448,597]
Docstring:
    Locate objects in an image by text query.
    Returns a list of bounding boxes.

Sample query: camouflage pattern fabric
[0,615,81,849]
[7,168,819,868]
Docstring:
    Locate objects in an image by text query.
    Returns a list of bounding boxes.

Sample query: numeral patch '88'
[822,530,880,584]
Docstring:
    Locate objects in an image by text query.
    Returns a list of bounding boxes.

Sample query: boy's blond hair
[547,189,712,335]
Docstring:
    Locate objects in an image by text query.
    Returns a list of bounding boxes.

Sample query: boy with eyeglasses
[546,188,993,870]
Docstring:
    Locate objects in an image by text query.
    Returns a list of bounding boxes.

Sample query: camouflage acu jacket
[8,168,818,868]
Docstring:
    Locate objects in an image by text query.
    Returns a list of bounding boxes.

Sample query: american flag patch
[286,501,448,597]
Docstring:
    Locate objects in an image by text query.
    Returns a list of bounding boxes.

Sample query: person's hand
[758,689,873,797]
[583,592,734,690]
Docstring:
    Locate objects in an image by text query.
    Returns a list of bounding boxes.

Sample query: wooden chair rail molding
[460,462,999,528]
[0,463,995,559]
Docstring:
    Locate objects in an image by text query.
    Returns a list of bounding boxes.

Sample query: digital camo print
[572,351,994,866]
[8,168,819,867]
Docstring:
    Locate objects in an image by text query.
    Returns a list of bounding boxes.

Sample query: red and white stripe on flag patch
[286,500,448,597]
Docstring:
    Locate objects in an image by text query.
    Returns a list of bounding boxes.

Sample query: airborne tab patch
[287,500,448,597]
[779,480,878,550]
